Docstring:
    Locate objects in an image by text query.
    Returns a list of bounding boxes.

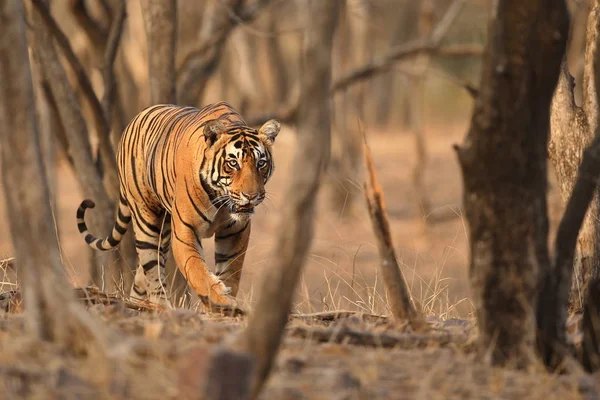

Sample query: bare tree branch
[101,0,126,122]
[249,0,481,124]
[176,0,271,106]
[30,0,119,199]
[332,0,469,93]
[69,0,107,49]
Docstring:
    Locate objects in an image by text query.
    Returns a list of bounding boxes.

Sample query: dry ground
[0,124,478,316]
[0,124,581,399]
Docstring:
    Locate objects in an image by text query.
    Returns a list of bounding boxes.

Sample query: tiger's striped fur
[77,102,280,311]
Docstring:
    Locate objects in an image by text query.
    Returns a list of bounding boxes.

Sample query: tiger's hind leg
[129,208,172,308]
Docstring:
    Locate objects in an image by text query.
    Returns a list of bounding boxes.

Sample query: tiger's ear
[203,120,227,145]
[258,119,280,145]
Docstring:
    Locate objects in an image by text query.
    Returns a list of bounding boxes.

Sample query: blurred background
[0,0,584,317]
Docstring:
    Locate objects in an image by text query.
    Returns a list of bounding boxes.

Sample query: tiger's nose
[242,192,259,200]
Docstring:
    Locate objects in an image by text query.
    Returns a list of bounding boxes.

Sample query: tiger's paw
[148,294,172,310]
[199,282,245,317]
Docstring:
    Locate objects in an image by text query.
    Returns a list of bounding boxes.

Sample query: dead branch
[362,127,424,328]
[101,0,126,122]
[30,0,119,199]
[176,0,271,106]
[288,325,468,349]
[235,2,339,398]
[0,286,165,313]
[289,310,388,323]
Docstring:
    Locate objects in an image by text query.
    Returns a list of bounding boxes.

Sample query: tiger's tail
[77,196,131,251]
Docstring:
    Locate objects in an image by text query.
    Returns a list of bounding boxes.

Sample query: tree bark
[236,1,339,397]
[454,0,569,367]
[141,0,177,104]
[538,0,600,371]
[549,0,600,312]
[0,0,88,346]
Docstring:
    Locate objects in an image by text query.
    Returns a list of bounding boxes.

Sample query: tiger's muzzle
[229,191,264,214]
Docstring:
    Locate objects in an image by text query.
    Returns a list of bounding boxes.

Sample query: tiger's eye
[257,160,267,168]
[227,160,238,169]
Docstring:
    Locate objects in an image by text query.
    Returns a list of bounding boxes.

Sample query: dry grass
[0,126,589,398]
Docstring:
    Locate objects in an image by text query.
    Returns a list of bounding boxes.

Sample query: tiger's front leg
[215,219,251,297]
[171,199,238,312]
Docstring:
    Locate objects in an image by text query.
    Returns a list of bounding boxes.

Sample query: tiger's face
[201,119,280,218]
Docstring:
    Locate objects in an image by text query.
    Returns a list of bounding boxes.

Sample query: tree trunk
[328,0,366,219]
[265,5,290,105]
[549,0,600,313]
[454,0,569,367]
[141,0,177,104]
[236,1,339,397]
[141,0,190,305]
[28,0,117,289]
[408,0,435,220]
[0,0,84,346]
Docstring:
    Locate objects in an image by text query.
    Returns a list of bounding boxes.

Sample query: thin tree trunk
[409,0,434,220]
[0,0,99,350]
[236,1,339,397]
[28,0,116,289]
[328,0,364,219]
[141,0,177,104]
[549,0,600,313]
[454,0,569,367]
[265,5,290,104]
[141,0,189,305]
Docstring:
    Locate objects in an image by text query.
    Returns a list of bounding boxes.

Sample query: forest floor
[0,125,595,399]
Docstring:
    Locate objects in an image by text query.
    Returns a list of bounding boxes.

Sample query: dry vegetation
[1,0,600,398]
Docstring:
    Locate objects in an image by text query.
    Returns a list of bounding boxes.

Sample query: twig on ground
[288,325,467,349]
[289,310,388,323]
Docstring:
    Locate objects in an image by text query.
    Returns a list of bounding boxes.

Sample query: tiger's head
[201,118,280,219]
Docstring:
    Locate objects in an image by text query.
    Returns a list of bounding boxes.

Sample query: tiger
[76,102,280,312]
